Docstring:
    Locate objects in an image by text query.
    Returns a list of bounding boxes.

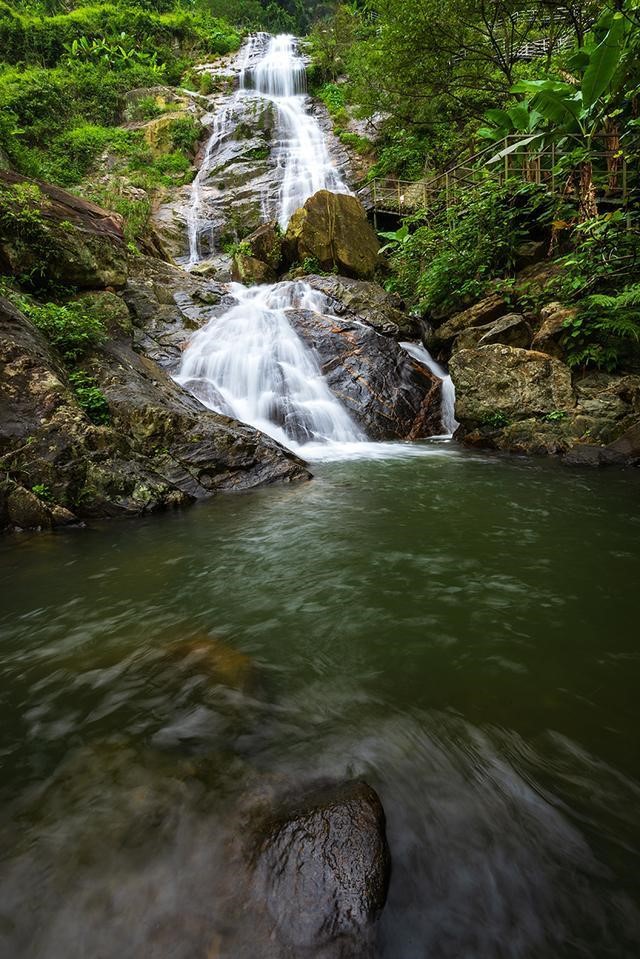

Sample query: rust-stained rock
[0,170,127,289]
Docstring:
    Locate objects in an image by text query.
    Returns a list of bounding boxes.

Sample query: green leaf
[582,16,625,110]
[507,104,534,132]
[485,108,513,132]
[531,90,582,129]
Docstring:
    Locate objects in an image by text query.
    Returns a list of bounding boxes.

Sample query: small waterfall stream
[175,282,363,450]
[178,33,457,455]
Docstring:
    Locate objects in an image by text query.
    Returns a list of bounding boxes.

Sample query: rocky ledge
[0,293,309,533]
[430,264,640,465]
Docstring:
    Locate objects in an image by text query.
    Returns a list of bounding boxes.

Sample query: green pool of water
[1,443,639,958]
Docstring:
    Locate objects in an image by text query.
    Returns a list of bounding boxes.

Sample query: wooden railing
[370,135,637,220]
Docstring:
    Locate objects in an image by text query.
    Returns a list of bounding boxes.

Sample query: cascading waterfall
[186,32,350,264]
[400,341,459,436]
[185,35,263,266]
[175,282,363,451]
[245,33,351,228]
[178,33,457,456]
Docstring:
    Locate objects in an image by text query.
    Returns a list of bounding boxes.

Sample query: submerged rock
[250,781,390,957]
[0,170,127,290]
[284,190,380,280]
[287,307,442,439]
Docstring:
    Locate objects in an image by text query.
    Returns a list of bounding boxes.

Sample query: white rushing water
[185,32,350,263]
[175,281,364,452]
[185,35,263,266]
[400,341,459,436]
[247,33,351,228]
[179,33,457,458]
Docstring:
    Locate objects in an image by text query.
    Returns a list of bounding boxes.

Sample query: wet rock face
[287,308,442,439]
[304,274,419,339]
[153,96,280,260]
[0,171,128,290]
[284,190,380,280]
[251,781,390,957]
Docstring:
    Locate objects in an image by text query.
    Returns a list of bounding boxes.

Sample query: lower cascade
[175,281,364,451]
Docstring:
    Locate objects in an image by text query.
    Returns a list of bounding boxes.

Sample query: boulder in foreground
[250,780,390,956]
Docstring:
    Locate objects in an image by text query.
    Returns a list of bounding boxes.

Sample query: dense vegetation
[309,0,640,372]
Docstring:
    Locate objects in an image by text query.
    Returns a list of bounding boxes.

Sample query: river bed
[1,444,639,957]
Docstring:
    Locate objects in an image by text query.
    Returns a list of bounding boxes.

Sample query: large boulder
[450,345,575,430]
[284,190,380,280]
[428,293,508,357]
[304,273,419,339]
[250,781,390,956]
[0,171,127,290]
[286,307,442,439]
[0,292,309,532]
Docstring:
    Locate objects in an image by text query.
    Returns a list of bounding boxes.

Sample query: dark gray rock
[251,781,390,957]
[304,273,419,339]
[286,308,442,439]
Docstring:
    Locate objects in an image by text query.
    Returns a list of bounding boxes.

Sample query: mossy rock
[284,190,380,280]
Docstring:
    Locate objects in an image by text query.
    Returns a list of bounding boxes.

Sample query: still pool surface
[1,442,639,958]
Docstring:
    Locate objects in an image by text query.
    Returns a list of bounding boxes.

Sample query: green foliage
[25,299,107,360]
[225,238,252,256]
[482,411,511,429]
[0,181,46,232]
[168,115,202,154]
[31,483,52,501]
[385,181,555,314]
[68,370,110,424]
[63,33,161,70]
[549,213,640,371]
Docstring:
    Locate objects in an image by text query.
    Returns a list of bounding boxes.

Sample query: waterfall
[245,33,351,229]
[185,35,263,266]
[185,33,351,264]
[178,34,454,458]
[175,281,363,450]
[400,341,459,436]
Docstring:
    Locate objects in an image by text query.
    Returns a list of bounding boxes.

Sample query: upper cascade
[244,33,307,98]
[184,32,352,262]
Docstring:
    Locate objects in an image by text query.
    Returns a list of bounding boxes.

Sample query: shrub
[68,370,110,424]
[551,213,640,372]
[25,300,107,360]
[384,181,557,314]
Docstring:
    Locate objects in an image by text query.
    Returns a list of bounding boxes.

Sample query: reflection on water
[0,448,639,958]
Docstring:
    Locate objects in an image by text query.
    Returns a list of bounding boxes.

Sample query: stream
[1,454,639,957]
[1,31,639,959]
